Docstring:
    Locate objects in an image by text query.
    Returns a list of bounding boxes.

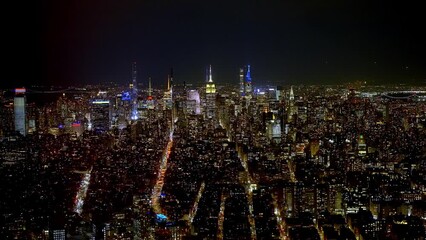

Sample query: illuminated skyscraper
[51,229,66,240]
[244,64,252,96]
[289,85,294,101]
[147,76,155,110]
[14,88,27,136]
[239,67,245,96]
[163,75,173,110]
[163,69,174,132]
[90,99,111,132]
[240,65,253,105]
[287,86,295,122]
[169,68,174,100]
[131,62,138,120]
[357,134,367,156]
[205,65,216,119]
[187,89,201,115]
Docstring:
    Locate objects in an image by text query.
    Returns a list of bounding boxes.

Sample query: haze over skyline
[2,0,426,88]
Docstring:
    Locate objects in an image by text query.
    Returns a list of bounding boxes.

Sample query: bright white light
[73,169,92,215]
[131,110,139,120]
[92,100,110,104]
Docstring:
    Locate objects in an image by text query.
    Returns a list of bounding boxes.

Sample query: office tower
[244,64,252,96]
[163,75,173,110]
[51,229,66,240]
[0,96,14,136]
[91,99,111,132]
[14,88,27,136]
[287,86,295,122]
[147,76,155,110]
[131,62,138,120]
[240,65,253,107]
[240,65,253,96]
[169,68,174,99]
[266,118,281,143]
[162,69,174,132]
[239,67,245,96]
[357,134,367,156]
[276,86,284,101]
[133,195,154,239]
[187,89,201,115]
[205,65,216,119]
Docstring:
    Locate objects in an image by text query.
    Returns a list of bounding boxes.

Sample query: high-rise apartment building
[131,62,138,120]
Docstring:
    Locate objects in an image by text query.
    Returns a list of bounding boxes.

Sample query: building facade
[205,65,216,119]
[14,88,27,136]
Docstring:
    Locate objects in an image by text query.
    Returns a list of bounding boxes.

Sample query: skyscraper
[239,67,245,97]
[131,62,138,120]
[205,65,216,119]
[187,89,201,115]
[90,99,111,132]
[163,75,173,110]
[169,68,174,99]
[244,64,252,97]
[14,88,27,136]
[357,134,367,156]
[163,69,174,132]
[240,65,253,106]
[287,86,295,122]
[147,76,155,110]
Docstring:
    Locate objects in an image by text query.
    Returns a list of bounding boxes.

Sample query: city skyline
[2,80,426,239]
[1,2,426,238]
[2,0,426,88]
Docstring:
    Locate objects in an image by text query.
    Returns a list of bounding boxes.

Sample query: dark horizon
[2,0,426,89]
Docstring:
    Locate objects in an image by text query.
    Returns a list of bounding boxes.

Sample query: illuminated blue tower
[245,64,252,96]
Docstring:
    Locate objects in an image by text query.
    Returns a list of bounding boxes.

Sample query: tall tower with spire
[244,64,252,96]
[240,65,253,101]
[287,86,295,122]
[239,67,245,97]
[162,68,175,131]
[205,65,216,119]
[163,74,173,110]
[169,68,174,102]
[289,85,294,101]
[147,76,154,110]
[148,77,153,100]
[131,62,138,120]
[240,65,253,107]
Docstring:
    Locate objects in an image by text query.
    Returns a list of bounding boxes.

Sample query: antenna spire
[208,65,213,82]
[148,76,152,98]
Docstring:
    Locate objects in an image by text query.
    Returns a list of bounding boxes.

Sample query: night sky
[2,0,426,88]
